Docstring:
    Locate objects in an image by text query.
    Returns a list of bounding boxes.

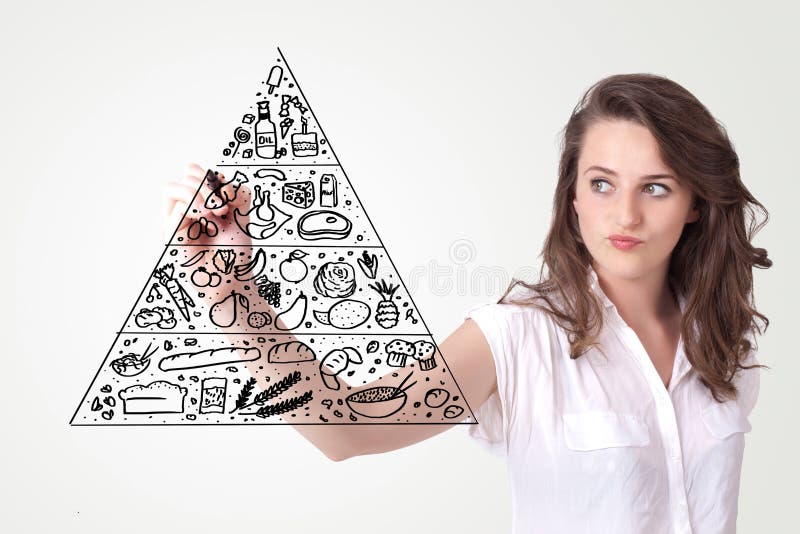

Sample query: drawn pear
[210,291,250,328]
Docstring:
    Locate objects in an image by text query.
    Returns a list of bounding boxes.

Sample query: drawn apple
[279,250,309,283]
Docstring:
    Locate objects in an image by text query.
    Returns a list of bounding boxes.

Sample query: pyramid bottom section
[72,333,473,425]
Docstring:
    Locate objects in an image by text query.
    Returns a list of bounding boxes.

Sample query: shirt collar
[588,265,691,391]
[588,266,614,309]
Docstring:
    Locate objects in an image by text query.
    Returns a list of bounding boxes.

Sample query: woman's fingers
[165,169,217,210]
[179,170,205,190]
[162,165,241,242]
[185,162,206,178]
[163,200,189,241]
[163,170,203,218]
[164,179,230,220]
[163,182,202,216]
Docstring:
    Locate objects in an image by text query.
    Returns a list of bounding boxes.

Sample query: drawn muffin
[413,340,437,371]
[385,339,415,367]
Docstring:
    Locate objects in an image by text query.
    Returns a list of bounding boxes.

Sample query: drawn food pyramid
[71,48,475,426]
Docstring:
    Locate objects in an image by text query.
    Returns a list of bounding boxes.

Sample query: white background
[2,1,797,532]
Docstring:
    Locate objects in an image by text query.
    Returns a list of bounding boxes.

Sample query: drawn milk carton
[320,174,338,208]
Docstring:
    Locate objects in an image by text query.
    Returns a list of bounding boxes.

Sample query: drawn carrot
[153,264,195,322]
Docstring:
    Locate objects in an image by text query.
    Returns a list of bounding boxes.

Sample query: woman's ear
[687,199,700,223]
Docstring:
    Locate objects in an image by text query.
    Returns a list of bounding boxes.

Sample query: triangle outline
[71,48,479,427]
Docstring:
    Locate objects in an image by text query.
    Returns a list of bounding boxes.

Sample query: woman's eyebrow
[584,165,677,181]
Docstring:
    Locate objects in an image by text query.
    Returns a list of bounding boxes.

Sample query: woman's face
[572,119,699,281]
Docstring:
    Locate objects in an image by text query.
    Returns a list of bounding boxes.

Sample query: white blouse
[463,267,760,534]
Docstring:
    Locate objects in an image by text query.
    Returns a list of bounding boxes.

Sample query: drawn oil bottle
[255,100,277,159]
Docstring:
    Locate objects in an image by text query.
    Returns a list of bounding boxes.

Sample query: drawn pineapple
[368,279,400,329]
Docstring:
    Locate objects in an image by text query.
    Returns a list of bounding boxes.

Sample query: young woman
[163,73,771,533]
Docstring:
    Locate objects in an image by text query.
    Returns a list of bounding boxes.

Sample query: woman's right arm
[163,164,499,461]
[321,318,500,460]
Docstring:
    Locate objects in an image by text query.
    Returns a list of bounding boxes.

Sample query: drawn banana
[234,248,267,281]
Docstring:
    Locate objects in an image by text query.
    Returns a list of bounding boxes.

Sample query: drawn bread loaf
[118,381,187,413]
[158,347,261,371]
[267,341,316,363]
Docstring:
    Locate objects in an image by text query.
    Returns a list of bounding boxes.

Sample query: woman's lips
[608,234,643,251]
[610,239,642,250]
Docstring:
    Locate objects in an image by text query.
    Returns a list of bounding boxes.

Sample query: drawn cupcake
[386,339,415,367]
[413,340,437,371]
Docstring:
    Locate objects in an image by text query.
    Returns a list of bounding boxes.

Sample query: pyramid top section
[218,54,335,166]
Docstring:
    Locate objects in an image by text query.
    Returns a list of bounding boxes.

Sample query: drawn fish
[205,170,249,210]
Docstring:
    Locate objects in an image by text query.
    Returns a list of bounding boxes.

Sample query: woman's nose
[615,191,642,227]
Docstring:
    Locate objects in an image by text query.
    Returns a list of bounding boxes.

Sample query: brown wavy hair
[498,73,771,403]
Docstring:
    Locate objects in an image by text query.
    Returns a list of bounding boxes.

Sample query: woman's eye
[590,178,671,197]
[590,178,611,193]
[644,183,671,196]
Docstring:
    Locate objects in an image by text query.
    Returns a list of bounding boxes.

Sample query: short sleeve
[735,345,761,418]
[461,302,515,457]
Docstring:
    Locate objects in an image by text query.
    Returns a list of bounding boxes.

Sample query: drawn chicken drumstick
[234,184,293,240]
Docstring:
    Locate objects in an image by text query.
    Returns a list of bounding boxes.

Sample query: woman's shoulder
[463,284,561,382]
[499,282,558,315]
[464,283,555,328]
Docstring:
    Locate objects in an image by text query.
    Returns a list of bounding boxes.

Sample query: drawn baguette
[158,347,261,371]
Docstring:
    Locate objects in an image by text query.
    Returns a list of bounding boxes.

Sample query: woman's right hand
[161,162,252,248]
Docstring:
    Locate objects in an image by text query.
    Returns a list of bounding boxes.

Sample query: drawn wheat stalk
[255,391,314,418]
[232,372,302,413]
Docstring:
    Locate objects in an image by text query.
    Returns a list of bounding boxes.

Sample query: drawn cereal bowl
[109,343,157,377]
[345,386,407,418]
[110,354,152,377]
